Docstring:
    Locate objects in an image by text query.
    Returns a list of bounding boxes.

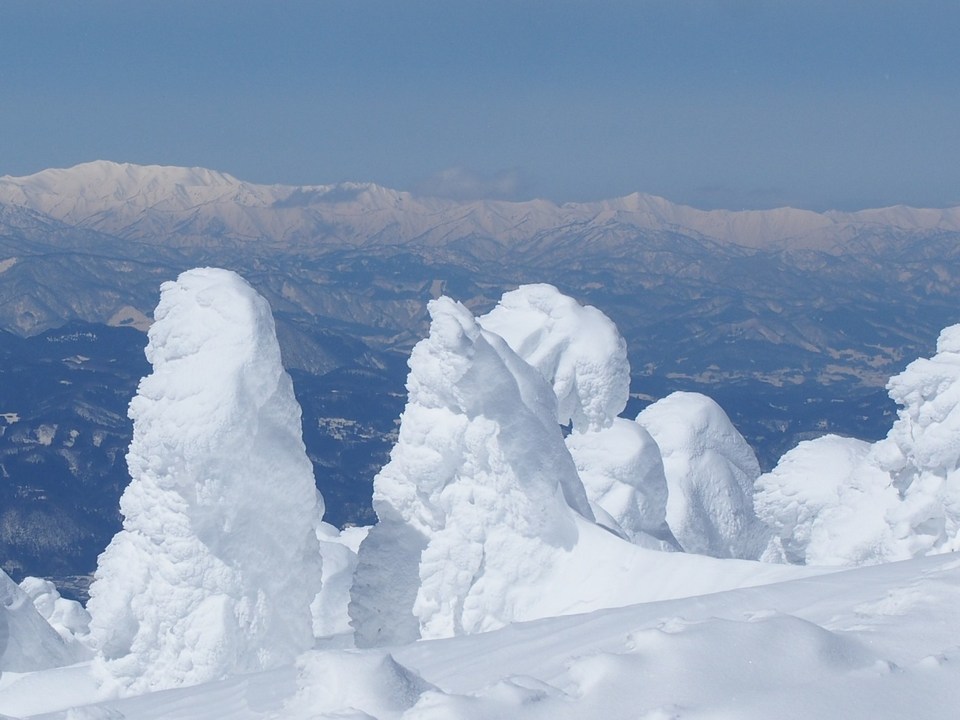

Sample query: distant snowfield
[1,553,958,719]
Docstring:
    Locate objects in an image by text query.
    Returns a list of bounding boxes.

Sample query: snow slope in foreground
[1,552,958,719]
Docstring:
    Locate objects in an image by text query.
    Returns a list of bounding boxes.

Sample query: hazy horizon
[3,1,958,212]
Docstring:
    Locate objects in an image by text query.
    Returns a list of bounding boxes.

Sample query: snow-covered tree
[638,392,771,559]
[757,324,960,565]
[349,297,593,646]
[87,268,324,694]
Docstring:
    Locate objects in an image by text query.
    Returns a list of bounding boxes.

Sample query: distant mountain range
[1,161,958,593]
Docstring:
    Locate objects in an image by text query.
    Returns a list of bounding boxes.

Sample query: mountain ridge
[4,160,960,253]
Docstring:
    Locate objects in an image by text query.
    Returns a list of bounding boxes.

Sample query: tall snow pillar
[87,267,324,694]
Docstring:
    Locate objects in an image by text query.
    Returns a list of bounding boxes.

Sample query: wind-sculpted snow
[0,569,83,672]
[566,418,678,550]
[637,392,771,559]
[86,268,324,694]
[350,296,592,645]
[478,284,630,432]
[757,324,960,565]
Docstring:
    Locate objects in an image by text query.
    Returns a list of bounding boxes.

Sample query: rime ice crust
[637,392,771,559]
[478,283,630,433]
[86,268,324,694]
[757,324,960,565]
[350,297,592,645]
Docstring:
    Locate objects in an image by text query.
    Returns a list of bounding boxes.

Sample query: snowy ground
[2,552,958,719]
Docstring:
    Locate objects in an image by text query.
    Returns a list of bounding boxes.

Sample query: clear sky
[2,1,958,211]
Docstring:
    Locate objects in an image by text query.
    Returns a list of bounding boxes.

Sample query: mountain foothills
[1,161,960,590]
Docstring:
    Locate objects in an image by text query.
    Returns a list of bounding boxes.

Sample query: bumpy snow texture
[638,392,771,560]
[757,324,960,565]
[87,268,324,694]
[350,297,592,646]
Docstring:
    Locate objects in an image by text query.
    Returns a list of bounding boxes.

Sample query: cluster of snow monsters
[5,267,960,694]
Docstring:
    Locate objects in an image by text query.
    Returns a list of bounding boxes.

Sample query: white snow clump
[86,267,324,694]
[637,392,771,559]
[349,296,594,646]
[1,569,84,672]
[566,418,678,550]
[757,324,960,565]
[18,576,92,649]
[478,283,630,432]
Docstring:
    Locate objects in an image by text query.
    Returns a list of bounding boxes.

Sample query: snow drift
[86,268,324,694]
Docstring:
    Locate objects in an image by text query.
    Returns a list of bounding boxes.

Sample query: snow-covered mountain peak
[2,160,960,251]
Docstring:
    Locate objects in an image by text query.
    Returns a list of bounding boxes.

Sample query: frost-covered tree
[87,268,324,694]
[479,285,675,548]
[637,392,771,559]
[478,283,630,433]
[349,297,593,646]
[757,324,960,565]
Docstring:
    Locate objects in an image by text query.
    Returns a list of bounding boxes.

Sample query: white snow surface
[637,392,771,559]
[85,268,324,695]
[758,324,960,566]
[477,284,630,432]
[4,553,960,719]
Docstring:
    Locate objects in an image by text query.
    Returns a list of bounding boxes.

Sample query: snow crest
[350,297,592,646]
[86,268,324,694]
[478,284,630,432]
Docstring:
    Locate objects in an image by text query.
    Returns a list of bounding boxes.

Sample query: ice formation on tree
[86,268,324,694]
[757,324,960,565]
[478,283,630,432]
[349,296,594,646]
[566,418,678,550]
[755,435,895,565]
[1,569,84,672]
[637,392,771,559]
[479,285,675,548]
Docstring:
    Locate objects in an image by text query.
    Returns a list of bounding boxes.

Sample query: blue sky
[2,1,958,210]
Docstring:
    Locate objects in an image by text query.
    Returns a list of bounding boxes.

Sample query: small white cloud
[413,166,528,201]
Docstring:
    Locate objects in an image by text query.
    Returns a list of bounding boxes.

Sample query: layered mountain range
[2,161,959,590]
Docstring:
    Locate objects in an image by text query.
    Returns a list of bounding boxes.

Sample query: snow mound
[349,296,592,645]
[637,392,770,559]
[86,268,324,694]
[758,324,960,566]
[1,569,82,672]
[566,418,678,549]
[19,577,92,650]
[478,283,630,432]
[285,650,435,718]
